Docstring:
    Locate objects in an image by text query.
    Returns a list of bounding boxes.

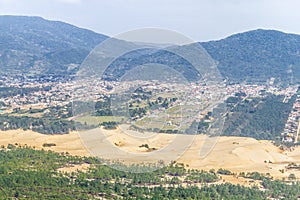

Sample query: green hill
[0,15,107,74]
[201,29,300,83]
[1,16,300,83]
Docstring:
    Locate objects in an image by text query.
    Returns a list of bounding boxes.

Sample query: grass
[9,111,44,118]
[76,115,124,126]
[166,105,181,114]
[133,103,194,131]
[134,117,164,129]
[134,115,181,131]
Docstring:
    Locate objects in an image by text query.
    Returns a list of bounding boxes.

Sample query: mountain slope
[102,29,300,83]
[1,16,300,83]
[201,29,300,83]
[0,15,107,74]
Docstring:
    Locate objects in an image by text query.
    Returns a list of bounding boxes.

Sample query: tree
[288,173,296,181]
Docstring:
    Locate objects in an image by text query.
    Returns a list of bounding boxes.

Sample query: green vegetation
[2,16,300,83]
[202,29,300,83]
[76,115,124,126]
[95,97,113,116]
[239,171,270,181]
[0,16,107,74]
[0,114,76,134]
[104,48,202,81]
[42,143,56,147]
[101,121,118,130]
[139,144,149,149]
[222,94,294,140]
[0,103,100,134]
[217,168,233,175]
[0,146,300,199]
[262,179,300,199]
[185,169,219,183]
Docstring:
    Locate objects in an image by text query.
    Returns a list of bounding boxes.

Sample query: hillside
[201,29,300,83]
[96,29,300,83]
[0,15,107,74]
[1,16,300,83]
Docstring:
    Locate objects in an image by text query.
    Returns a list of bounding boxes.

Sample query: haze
[0,0,300,41]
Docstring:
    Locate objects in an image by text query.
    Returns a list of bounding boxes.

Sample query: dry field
[1,126,300,183]
[0,129,90,156]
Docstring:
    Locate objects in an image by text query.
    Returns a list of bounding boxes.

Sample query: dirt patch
[57,163,91,173]
[0,129,90,156]
[2,128,300,184]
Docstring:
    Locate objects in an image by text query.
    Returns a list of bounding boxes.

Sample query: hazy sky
[0,0,300,41]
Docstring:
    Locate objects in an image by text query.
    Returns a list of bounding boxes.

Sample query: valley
[1,15,300,199]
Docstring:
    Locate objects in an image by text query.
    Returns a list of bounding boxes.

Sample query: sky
[0,0,300,41]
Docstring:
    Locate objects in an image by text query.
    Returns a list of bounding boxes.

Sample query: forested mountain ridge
[1,16,300,83]
[201,29,300,83]
[0,15,107,74]
[104,29,300,83]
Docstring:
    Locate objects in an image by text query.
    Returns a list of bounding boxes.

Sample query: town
[0,74,299,144]
[282,94,300,143]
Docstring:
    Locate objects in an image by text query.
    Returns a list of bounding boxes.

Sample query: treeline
[0,115,76,134]
[222,94,295,140]
[1,146,300,199]
[95,97,113,116]
[130,124,179,134]
[93,93,178,122]
[43,103,73,119]
[0,102,95,134]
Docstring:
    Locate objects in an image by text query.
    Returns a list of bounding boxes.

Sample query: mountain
[1,15,300,83]
[102,47,205,82]
[201,29,300,83]
[102,29,300,83]
[0,15,107,74]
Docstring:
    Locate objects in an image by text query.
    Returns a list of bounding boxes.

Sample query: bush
[42,143,56,147]
[217,168,232,175]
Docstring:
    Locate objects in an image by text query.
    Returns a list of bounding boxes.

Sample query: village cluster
[0,75,299,141]
[282,94,300,143]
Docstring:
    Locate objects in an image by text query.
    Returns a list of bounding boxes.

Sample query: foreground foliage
[0,146,299,199]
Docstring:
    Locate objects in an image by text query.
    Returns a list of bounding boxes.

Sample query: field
[133,103,200,132]
[75,115,125,126]
[0,129,90,156]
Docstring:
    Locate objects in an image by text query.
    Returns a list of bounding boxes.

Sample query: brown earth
[1,127,300,183]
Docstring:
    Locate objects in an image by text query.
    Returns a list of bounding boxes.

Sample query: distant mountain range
[0,16,107,74]
[1,15,300,83]
[201,29,300,83]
